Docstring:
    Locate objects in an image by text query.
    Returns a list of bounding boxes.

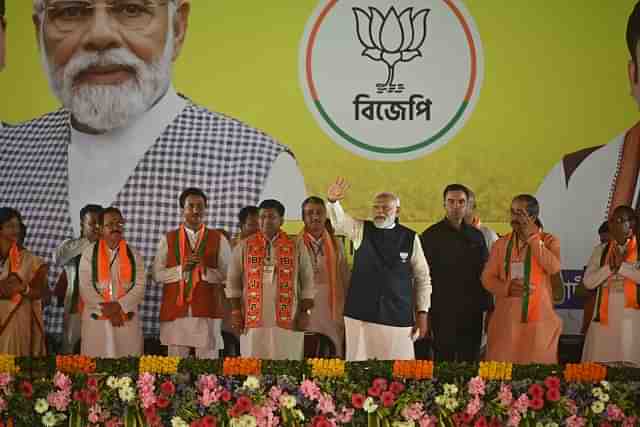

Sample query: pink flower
[88,405,101,424]
[527,383,544,399]
[418,416,438,427]
[367,385,382,397]
[199,388,218,408]
[0,397,7,412]
[372,378,388,391]
[336,407,354,423]
[474,416,488,427]
[160,380,176,397]
[600,423,613,427]
[606,404,624,422]
[465,396,482,417]
[529,397,544,411]
[105,418,124,427]
[543,376,561,390]
[401,402,424,421]
[318,393,336,415]
[311,416,332,427]
[566,415,587,427]
[498,384,513,407]
[53,371,72,391]
[467,376,486,396]
[19,380,33,398]
[351,393,365,409]
[201,415,217,427]
[156,396,170,409]
[513,394,529,414]
[390,381,405,395]
[461,412,473,424]
[86,389,99,406]
[507,412,521,427]
[300,379,321,400]
[190,421,202,427]
[623,417,638,427]
[545,388,561,402]
[268,386,283,401]
[197,375,217,391]
[0,374,12,387]
[565,399,578,415]
[220,389,232,402]
[488,418,502,427]
[48,389,71,411]
[86,376,99,390]
[381,391,395,408]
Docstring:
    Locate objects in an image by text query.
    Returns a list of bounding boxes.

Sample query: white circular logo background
[300,0,484,161]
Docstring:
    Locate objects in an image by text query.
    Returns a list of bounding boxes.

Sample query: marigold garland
[56,355,96,374]
[478,361,513,380]
[222,357,262,376]
[138,355,180,374]
[392,360,433,380]
[308,358,345,378]
[0,354,19,374]
[564,362,607,383]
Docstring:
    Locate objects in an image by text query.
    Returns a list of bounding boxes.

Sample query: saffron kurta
[153,227,231,358]
[581,242,640,366]
[482,233,562,364]
[226,233,315,360]
[78,242,146,358]
[0,249,47,356]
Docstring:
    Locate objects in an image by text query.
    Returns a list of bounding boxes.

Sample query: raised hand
[327,177,350,202]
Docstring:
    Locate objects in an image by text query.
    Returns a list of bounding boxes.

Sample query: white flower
[535,423,544,427]
[41,411,58,427]
[230,415,257,427]
[171,417,189,427]
[599,393,610,403]
[445,397,459,411]
[591,400,605,414]
[106,376,119,389]
[600,380,610,391]
[592,387,603,398]
[118,386,136,403]
[363,397,378,413]
[393,422,415,427]
[243,375,260,391]
[545,423,559,427]
[443,384,458,396]
[118,377,132,389]
[280,394,297,409]
[34,398,49,414]
[434,395,446,406]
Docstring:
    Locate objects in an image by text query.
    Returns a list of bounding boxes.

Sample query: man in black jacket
[421,184,489,362]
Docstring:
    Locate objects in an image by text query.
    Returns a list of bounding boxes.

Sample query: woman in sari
[0,207,47,356]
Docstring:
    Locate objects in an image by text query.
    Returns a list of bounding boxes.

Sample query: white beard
[373,215,396,229]
[40,22,174,132]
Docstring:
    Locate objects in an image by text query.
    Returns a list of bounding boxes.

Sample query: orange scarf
[504,232,544,322]
[8,242,22,305]
[301,229,339,320]
[471,216,481,228]
[175,224,206,307]
[244,231,296,329]
[595,237,640,325]
[94,239,133,302]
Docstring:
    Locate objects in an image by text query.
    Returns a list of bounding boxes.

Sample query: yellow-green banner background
[1,1,638,230]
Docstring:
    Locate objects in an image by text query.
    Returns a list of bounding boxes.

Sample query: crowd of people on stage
[2,177,640,367]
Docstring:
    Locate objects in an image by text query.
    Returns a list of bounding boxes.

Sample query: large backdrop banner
[1,1,640,335]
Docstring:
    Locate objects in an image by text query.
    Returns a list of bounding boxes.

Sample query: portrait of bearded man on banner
[0,0,306,339]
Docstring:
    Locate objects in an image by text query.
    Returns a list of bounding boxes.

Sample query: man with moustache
[482,195,562,363]
[153,188,230,358]
[299,196,350,357]
[421,184,489,362]
[0,0,306,341]
[230,206,259,248]
[78,207,145,357]
[53,204,103,354]
[326,177,431,361]
[226,199,315,360]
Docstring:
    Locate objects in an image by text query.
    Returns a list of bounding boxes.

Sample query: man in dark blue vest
[326,177,432,361]
[421,184,489,362]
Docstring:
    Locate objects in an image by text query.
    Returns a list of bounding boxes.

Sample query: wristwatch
[304,308,313,315]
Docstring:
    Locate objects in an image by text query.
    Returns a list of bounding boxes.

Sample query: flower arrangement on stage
[1,355,640,426]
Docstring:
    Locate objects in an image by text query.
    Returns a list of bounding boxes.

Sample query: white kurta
[303,234,350,357]
[327,201,432,361]
[581,242,640,366]
[153,227,231,357]
[78,242,146,358]
[226,235,316,360]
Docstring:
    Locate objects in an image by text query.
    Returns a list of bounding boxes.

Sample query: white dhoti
[344,316,415,361]
[161,317,223,359]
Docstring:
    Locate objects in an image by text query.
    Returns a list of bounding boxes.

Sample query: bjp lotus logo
[353,6,430,93]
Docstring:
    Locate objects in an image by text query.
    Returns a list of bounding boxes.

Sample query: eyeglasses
[612,216,634,224]
[45,0,168,34]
